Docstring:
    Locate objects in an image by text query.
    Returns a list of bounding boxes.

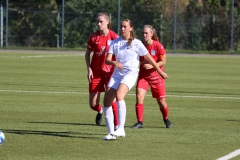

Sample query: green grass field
[0,50,240,160]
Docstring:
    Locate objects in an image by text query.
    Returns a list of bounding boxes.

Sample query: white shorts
[108,70,138,91]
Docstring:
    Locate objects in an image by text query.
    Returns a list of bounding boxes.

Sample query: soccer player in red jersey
[132,25,172,129]
[85,12,119,129]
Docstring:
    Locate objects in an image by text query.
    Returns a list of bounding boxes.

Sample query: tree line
[1,0,239,51]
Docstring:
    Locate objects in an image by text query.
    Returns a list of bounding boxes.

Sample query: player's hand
[160,72,168,79]
[114,62,123,70]
[87,68,93,82]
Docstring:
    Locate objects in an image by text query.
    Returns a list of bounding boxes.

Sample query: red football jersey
[87,30,118,72]
[139,40,166,78]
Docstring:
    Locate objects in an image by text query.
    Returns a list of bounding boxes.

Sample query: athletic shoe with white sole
[112,129,125,137]
[103,134,116,140]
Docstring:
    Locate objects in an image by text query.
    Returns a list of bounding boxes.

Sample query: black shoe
[95,113,102,125]
[132,122,143,129]
[163,119,172,128]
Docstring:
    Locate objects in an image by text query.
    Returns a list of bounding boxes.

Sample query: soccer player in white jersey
[102,19,168,140]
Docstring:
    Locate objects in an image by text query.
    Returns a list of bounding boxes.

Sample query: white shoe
[103,134,116,140]
[112,129,125,137]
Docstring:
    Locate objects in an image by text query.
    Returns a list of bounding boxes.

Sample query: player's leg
[102,87,117,140]
[103,74,120,140]
[112,100,119,130]
[151,80,172,128]
[112,83,129,137]
[89,93,103,125]
[132,78,148,129]
[113,71,138,137]
[104,72,119,130]
[156,98,172,128]
[89,73,105,125]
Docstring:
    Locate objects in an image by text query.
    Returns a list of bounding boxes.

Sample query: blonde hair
[122,19,135,46]
[96,12,111,29]
[143,25,159,41]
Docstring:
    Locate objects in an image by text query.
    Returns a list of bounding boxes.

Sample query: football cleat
[163,119,172,128]
[103,134,116,140]
[132,122,143,129]
[112,129,125,137]
[95,113,102,125]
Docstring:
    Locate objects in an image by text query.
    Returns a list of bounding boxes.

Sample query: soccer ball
[0,131,5,145]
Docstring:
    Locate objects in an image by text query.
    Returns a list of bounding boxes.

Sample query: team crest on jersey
[151,50,156,56]
[101,46,106,52]
[96,46,106,56]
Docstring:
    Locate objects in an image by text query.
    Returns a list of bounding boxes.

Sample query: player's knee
[103,97,112,107]
[136,95,144,102]
[89,102,98,109]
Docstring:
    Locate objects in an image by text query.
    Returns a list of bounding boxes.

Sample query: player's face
[121,21,132,39]
[96,15,109,31]
[143,27,153,42]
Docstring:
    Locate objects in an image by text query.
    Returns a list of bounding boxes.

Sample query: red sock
[112,101,119,126]
[160,106,169,119]
[91,104,102,112]
[136,104,144,122]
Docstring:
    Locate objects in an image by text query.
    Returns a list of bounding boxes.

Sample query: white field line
[0,89,85,95]
[216,149,240,160]
[0,54,84,59]
[0,89,240,100]
[164,95,240,100]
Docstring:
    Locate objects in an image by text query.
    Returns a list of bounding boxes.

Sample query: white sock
[117,100,126,130]
[103,106,114,134]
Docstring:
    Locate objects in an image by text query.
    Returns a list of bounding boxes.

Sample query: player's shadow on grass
[30,121,135,128]
[1,129,103,139]
[29,121,97,126]
[227,119,240,122]
[29,121,107,128]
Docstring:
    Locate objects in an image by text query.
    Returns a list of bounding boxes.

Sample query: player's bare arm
[144,53,168,79]
[142,54,166,70]
[157,54,166,67]
[85,50,94,82]
[105,53,123,69]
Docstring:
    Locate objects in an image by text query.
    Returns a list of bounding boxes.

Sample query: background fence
[0,0,239,54]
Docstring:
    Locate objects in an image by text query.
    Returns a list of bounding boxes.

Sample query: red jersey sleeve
[157,42,166,61]
[86,34,96,52]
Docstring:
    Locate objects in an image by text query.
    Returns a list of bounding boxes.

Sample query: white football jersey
[108,37,148,73]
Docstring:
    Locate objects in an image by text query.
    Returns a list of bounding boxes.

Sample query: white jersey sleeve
[108,38,118,55]
[136,40,148,56]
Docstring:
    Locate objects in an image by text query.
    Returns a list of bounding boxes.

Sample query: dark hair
[96,12,111,29]
[143,25,159,41]
[122,19,135,46]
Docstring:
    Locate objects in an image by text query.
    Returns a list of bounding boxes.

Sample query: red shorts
[136,77,166,99]
[89,70,112,93]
